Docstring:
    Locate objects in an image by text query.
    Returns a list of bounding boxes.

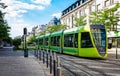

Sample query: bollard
[46,49,49,68]
[24,48,28,57]
[43,51,45,64]
[35,50,37,57]
[50,55,52,74]
[37,49,39,59]
[54,52,56,60]
[39,50,41,60]
[50,50,52,56]
[53,59,56,76]
[57,67,62,76]
[53,52,57,76]
[57,56,60,67]
[34,50,36,56]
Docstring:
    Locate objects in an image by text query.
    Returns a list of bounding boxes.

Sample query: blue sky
[23,0,77,24]
[0,0,77,38]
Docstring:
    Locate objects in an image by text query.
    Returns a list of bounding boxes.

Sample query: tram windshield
[90,24,106,56]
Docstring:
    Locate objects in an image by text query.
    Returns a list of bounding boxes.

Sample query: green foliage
[90,11,102,24]
[3,37,12,44]
[13,37,21,48]
[90,3,120,31]
[27,36,35,44]
[0,11,10,39]
[74,16,86,27]
[38,24,67,35]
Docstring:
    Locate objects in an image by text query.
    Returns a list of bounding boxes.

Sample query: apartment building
[47,17,60,26]
[60,0,120,29]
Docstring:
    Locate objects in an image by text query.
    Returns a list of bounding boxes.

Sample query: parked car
[0,41,4,48]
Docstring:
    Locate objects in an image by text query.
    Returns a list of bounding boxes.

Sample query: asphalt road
[0,47,45,76]
[0,47,34,56]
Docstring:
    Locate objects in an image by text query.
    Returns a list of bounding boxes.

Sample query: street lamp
[23,27,28,57]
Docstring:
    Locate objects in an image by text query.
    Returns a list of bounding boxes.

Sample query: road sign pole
[23,28,28,57]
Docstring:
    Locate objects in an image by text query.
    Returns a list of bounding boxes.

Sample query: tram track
[61,65,78,76]
[60,57,108,76]
[36,50,120,76]
[91,59,120,67]
[58,53,120,67]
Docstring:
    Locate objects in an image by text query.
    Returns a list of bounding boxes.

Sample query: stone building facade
[60,0,120,29]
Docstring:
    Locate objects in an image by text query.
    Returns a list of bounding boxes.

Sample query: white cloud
[9,18,33,38]
[52,12,62,18]
[31,0,52,5]
[0,0,51,38]
[1,0,45,18]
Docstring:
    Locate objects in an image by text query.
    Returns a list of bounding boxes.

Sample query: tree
[104,3,120,31]
[90,3,120,31]
[90,11,102,24]
[0,11,10,41]
[3,37,12,45]
[27,36,35,45]
[13,37,21,49]
[74,16,86,27]
[0,3,9,41]
[38,24,67,35]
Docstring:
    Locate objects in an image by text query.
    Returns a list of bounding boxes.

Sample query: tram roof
[64,26,84,34]
[38,35,44,39]
[35,36,39,40]
[51,30,63,37]
[45,33,50,38]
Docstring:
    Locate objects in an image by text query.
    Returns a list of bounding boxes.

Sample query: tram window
[51,37,56,46]
[91,28,106,47]
[39,39,43,45]
[45,38,48,46]
[74,33,78,48]
[56,36,60,46]
[53,37,56,46]
[51,36,60,46]
[81,32,93,48]
[36,40,38,45]
[64,34,74,47]
[51,37,54,46]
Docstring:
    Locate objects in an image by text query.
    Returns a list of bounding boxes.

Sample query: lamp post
[23,27,28,57]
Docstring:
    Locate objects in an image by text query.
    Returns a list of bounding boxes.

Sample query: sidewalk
[108,48,120,60]
[0,47,45,76]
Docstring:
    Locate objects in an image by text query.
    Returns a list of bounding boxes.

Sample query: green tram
[36,24,108,58]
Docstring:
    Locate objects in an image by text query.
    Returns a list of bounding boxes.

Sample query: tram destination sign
[90,24,104,29]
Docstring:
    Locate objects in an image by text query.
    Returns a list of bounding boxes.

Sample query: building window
[69,17,70,24]
[111,0,118,4]
[81,9,85,16]
[76,2,79,7]
[91,4,95,12]
[69,7,71,11]
[89,5,92,12]
[97,4,102,11]
[82,0,87,3]
[105,0,110,7]
[84,8,88,15]
[79,10,81,16]
[72,5,74,9]
[75,12,78,17]
[77,1,80,6]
